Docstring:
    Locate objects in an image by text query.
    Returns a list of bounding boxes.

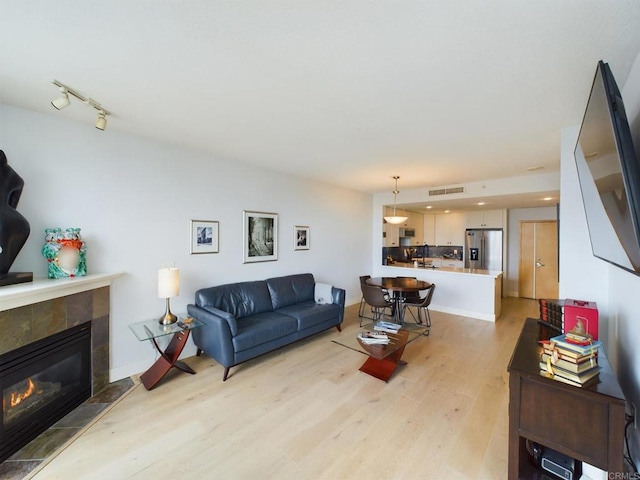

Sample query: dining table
[366,277,432,323]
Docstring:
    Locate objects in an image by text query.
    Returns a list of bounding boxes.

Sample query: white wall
[0,104,372,380]
[505,206,557,297]
[559,51,640,462]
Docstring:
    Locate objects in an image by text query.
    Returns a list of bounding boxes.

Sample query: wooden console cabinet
[507,318,626,478]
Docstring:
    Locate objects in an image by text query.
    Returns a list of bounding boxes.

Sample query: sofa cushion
[277,301,341,330]
[195,281,273,319]
[266,273,315,310]
[232,312,298,352]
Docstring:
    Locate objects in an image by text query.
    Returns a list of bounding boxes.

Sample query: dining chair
[360,284,396,326]
[402,283,436,333]
[358,275,371,321]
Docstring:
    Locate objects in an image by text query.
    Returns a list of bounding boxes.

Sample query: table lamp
[158,267,179,325]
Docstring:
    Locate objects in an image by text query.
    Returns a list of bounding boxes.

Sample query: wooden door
[519,221,558,299]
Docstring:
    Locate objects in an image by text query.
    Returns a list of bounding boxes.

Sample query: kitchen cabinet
[423,214,435,245]
[465,209,504,228]
[405,211,424,246]
[435,212,465,246]
[383,222,399,247]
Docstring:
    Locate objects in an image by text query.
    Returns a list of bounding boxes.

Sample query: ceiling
[2,1,640,203]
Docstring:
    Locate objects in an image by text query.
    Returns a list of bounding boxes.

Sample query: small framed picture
[190,220,219,254]
[243,211,278,263]
[294,225,310,250]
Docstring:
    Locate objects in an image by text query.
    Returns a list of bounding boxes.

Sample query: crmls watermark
[608,473,640,479]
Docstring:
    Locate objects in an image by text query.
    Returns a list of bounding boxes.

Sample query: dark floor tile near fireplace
[0,377,135,480]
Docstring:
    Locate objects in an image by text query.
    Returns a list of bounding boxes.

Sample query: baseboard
[430,304,497,322]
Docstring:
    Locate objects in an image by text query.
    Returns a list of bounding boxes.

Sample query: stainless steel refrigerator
[465,228,503,271]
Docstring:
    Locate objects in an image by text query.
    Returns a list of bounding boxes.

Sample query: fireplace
[0,322,91,462]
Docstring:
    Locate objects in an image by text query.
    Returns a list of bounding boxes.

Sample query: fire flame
[10,378,36,408]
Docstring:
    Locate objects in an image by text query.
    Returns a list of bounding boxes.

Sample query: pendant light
[383,176,408,225]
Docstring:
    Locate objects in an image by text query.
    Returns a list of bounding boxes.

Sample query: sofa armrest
[331,286,346,324]
[193,304,238,336]
[187,304,237,368]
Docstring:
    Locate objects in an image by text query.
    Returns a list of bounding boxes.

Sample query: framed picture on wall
[294,225,310,250]
[243,211,278,263]
[190,220,219,254]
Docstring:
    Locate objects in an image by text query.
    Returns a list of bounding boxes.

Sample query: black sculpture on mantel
[0,150,33,286]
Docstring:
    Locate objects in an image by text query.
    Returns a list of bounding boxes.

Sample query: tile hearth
[0,377,135,480]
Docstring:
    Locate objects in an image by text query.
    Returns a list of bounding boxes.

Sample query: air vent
[429,186,465,196]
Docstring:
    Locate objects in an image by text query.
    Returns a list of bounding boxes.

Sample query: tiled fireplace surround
[0,284,111,395]
[0,275,121,395]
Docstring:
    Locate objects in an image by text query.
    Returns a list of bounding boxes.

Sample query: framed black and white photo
[190,220,219,254]
[294,225,310,250]
[243,211,278,263]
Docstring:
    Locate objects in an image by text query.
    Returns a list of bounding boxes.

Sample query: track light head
[51,80,112,130]
[95,111,107,131]
[51,89,70,110]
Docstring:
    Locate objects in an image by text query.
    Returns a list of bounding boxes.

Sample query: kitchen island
[373,263,502,322]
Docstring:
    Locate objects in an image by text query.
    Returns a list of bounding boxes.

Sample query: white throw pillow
[314,283,333,304]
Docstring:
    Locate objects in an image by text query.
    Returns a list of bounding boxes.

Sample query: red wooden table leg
[359,344,407,382]
[140,329,195,390]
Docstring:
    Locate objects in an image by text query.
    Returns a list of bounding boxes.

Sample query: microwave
[399,228,415,237]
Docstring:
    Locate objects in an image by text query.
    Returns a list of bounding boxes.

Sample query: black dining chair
[402,283,436,333]
[360,284,396,326]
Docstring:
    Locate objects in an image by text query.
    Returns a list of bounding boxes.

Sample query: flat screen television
[574,60,640,276]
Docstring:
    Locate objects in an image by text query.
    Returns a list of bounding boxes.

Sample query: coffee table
[332,322,427,381]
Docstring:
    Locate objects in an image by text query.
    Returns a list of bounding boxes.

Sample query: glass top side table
[129,316,204,390]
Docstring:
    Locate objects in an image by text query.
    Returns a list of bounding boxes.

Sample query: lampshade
[157,267,179,299]
[384,215,409,225]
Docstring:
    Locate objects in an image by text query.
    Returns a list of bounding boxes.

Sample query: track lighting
[95,111,107,131]
[50,80,111,131]
[51,88,70,110]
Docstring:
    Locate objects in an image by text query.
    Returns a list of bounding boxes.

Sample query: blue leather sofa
[187,273,345,381]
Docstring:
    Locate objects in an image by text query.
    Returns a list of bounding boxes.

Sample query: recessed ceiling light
[526,166,544,172]
[477,202,485,206]
[543,197,553,201]
[425,205,432,209]
[444,210,450,213]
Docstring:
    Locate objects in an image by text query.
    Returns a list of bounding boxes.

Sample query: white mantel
[0,273,122,312]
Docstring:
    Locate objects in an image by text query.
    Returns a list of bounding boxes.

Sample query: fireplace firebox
[0,322,91,462]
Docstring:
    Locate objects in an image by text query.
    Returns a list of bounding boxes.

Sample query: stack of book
[357,331,389,345]
[373,321,400,334]
[538,298,564,332]
[539,333,601,387]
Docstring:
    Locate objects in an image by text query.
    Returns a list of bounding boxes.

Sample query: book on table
[549,334,602,355]
[539,360,600,386]
[374,321,400,333]
[540,353,597,374]
[542,344,598,363]
[358,331,389,344]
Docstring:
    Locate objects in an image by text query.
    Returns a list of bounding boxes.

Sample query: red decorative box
[563,299,599,340]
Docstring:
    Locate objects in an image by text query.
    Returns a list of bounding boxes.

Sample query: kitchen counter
[373,264,503,322]
[390,262,494,276]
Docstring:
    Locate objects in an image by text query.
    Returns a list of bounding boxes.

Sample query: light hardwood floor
[28,297,539,480]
